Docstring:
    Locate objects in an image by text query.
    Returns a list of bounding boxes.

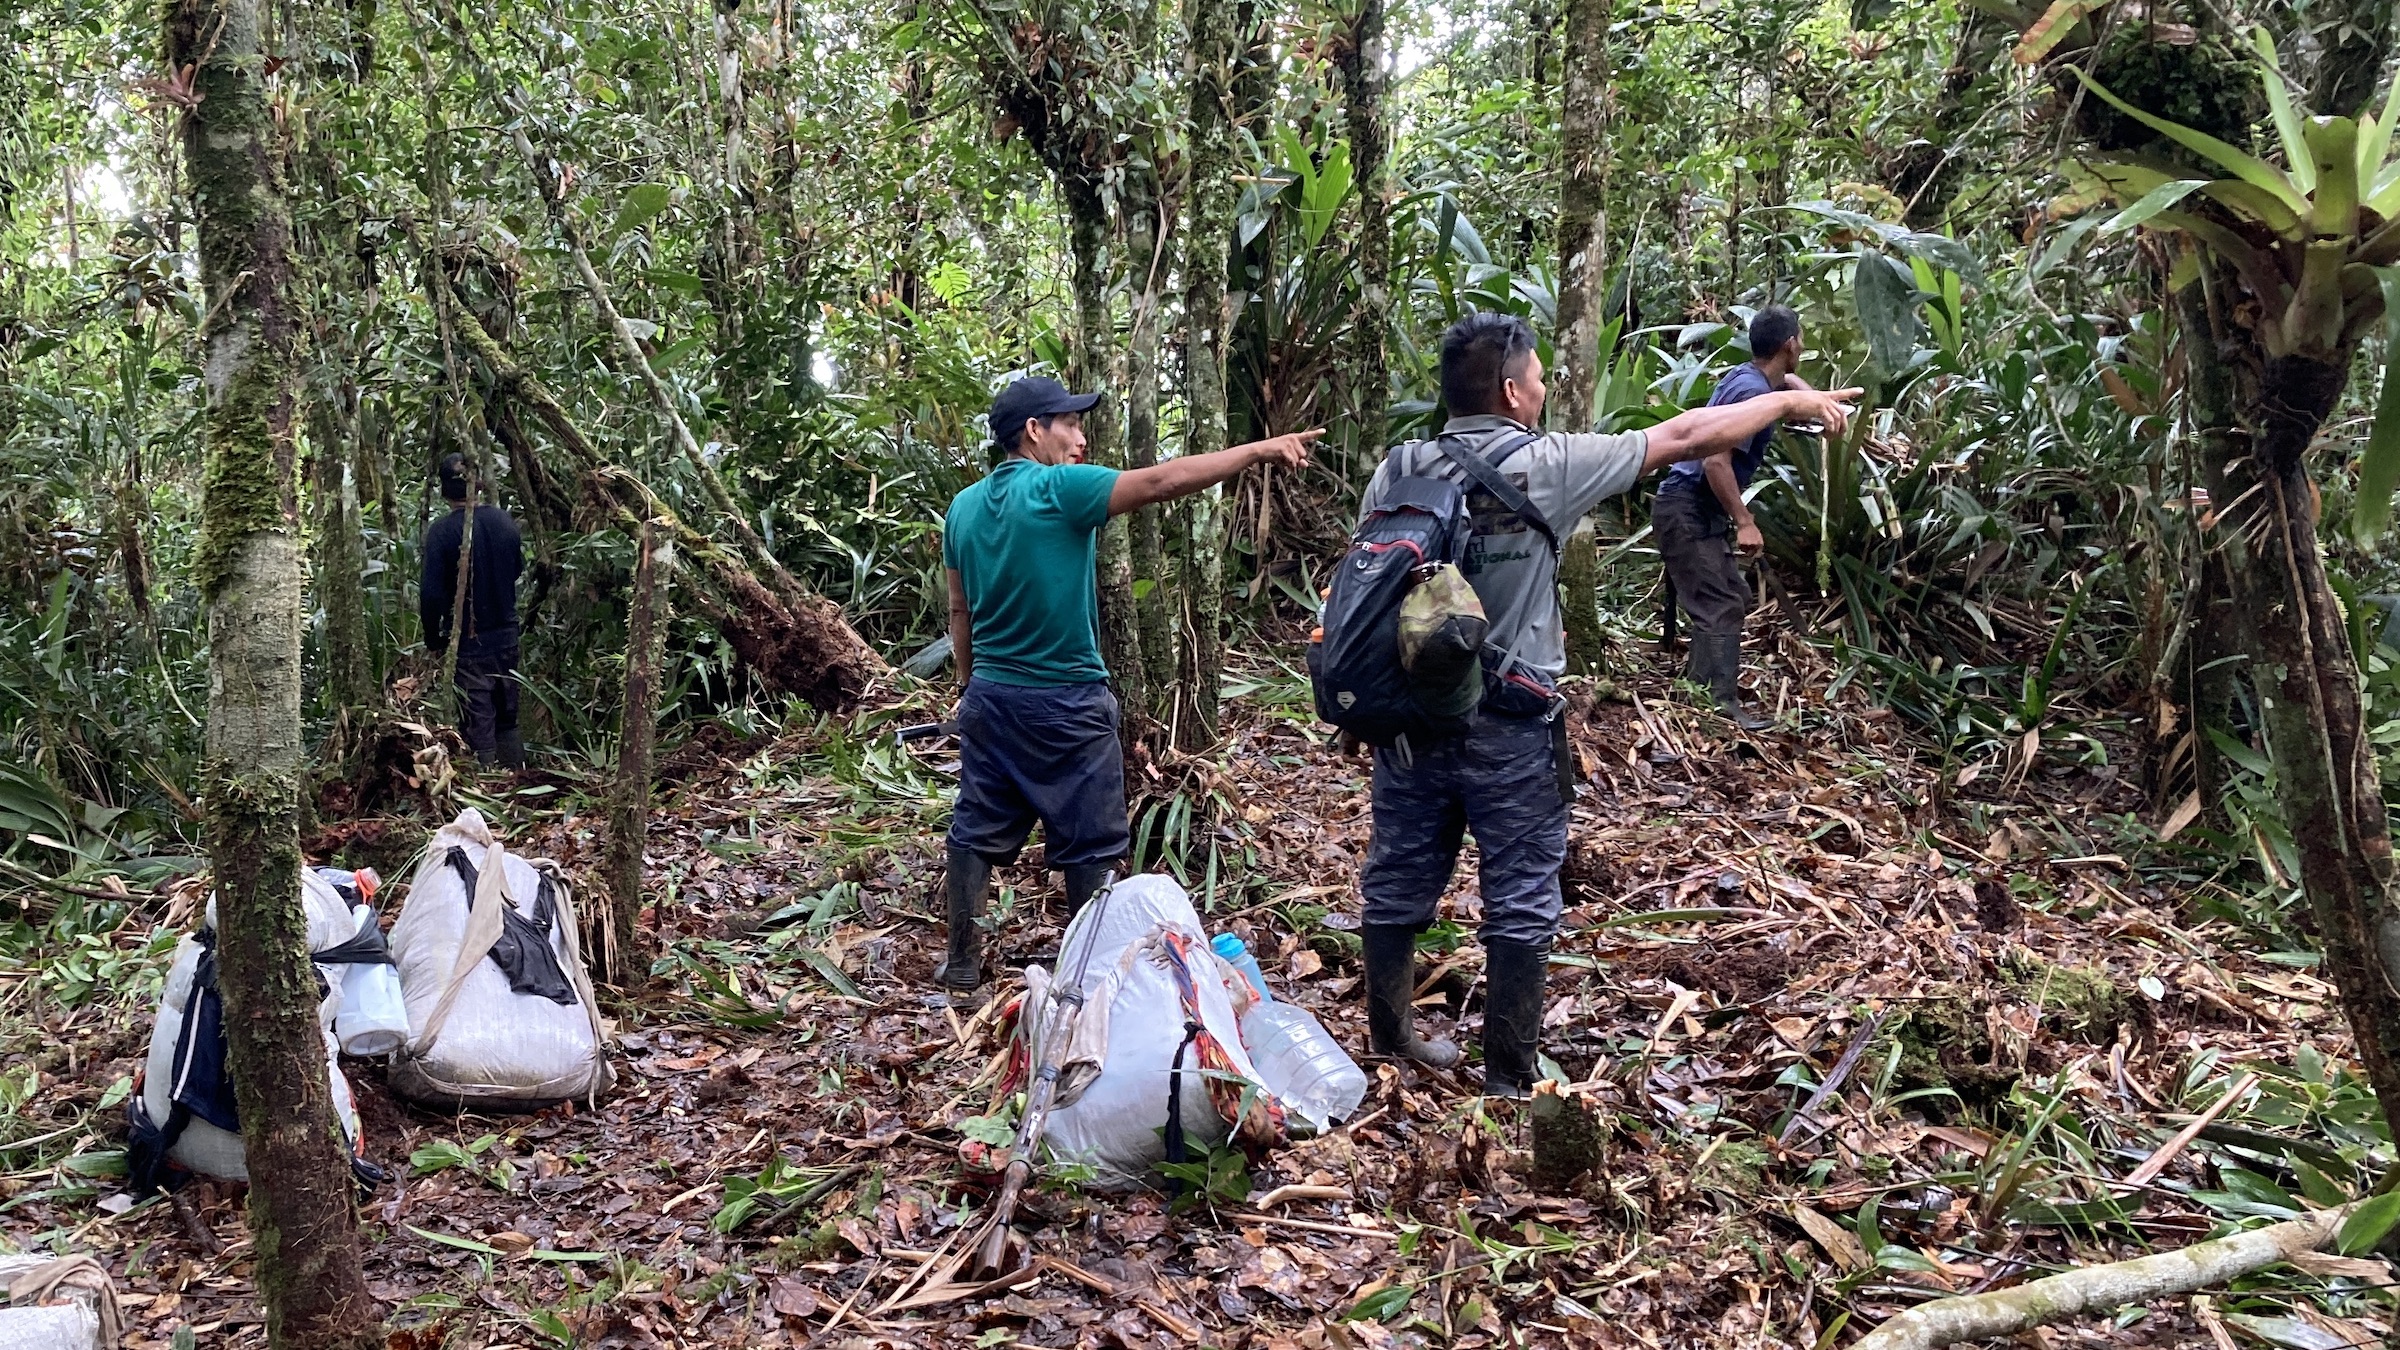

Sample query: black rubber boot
[1697,633,1770,731]
[934,846,990,991]
[1363,924,1462,1069]
[495,727,528,770]
[1062,864,1115,921]
[1481,939,1549,1098]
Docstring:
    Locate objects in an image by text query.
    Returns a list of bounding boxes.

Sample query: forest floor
[3,636,2390,1350]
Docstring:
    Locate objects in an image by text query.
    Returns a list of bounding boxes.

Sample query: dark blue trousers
[947,678,1130,868]
[1362,712,1566,948]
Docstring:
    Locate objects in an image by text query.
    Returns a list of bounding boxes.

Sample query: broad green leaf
[407,1225,504,1255]
[2101,180,2206,234]
[2339,1190,2400,1255]
[799,946,865,1001]
[2372,159,2400,217]
[2349,267,2400,543]
[2199,180,2302,234]
[2252,29,2314,193]
[610,183,674,239]
[1340,1284,1413,1321]
[1854,249,1922,380]
[2073,70,2306,217]
[1302,141,1354,248]
[2358,76,2400,185]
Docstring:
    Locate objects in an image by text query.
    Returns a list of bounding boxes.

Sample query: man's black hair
[438,452,472,503]
[1748,304,1802,362]
[1438,311,1538,417]
[996,413,1060,456]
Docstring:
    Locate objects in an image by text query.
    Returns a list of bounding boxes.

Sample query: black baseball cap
[989,376,1102,450]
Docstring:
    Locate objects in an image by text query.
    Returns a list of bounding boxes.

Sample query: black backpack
[1308,430,1547,749]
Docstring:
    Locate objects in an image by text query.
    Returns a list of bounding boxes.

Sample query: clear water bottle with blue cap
[1211,933,1273,1003]
[1241,1001,1368,1134]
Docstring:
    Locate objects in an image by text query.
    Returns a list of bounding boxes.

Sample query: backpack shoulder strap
[1435,429,1559,558]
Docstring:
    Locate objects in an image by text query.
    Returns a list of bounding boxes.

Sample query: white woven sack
[387,809,612,1106]
[0,1249,107,1335]
[1036,874,1265,1188]
[135,873,360,1180]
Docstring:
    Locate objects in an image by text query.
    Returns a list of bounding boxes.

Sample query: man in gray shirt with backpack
[1348,312,1857,1096]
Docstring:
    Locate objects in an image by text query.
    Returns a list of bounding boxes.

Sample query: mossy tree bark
[1123,163,1178,718]
[2180,263,2400,1140]
[1552,0,1610,675]
[1064,181,1149,719]
[1334,0,1391,474]
[1172,0,1241,751]
[169,0,379,1343]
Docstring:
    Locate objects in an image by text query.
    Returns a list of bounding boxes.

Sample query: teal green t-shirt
[943,457,1121,686]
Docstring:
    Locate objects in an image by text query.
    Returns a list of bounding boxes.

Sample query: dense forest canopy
[10,0,2400,1341]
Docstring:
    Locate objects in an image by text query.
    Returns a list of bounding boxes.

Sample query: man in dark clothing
[934,376,1319,991]
[420,453,527,769]
[1355,312,1857,1095]
[1654,305,1812,730]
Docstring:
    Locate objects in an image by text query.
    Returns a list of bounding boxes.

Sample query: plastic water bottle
[334,904,410,1058]
[1211,934,1273,1003]
[1241,1002,1367,1134]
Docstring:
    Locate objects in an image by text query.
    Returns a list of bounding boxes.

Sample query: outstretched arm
[1107,429,1324,516]
[1640,388,1860,473]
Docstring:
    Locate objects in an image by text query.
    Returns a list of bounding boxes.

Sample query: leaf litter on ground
[1,638,2393,1349]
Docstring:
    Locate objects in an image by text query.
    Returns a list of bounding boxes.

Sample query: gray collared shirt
[1356,414,1648,681]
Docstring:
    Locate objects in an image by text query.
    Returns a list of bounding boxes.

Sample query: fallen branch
[1851,1201,2355,1350]
[2121,1072,2256,1189]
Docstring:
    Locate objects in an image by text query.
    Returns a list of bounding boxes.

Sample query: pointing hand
[1251,428,1325,470]
[1795,389,1864,437]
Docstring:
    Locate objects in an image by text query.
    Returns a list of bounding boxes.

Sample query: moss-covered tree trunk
[2181,268,2400,1141]
[169,0,380,1342]
[310,403,376,714]
[603,517,667,984]
[1124,165,1178,718]
[1061,178,1149,720]
[1335,0,1390,476]
[1172,0,1240,751]
[1552,0,1611,676]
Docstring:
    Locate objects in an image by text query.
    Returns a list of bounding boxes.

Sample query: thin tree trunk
[1336,0,1391,471]
[1553,0,1610,675]
[1124,173,1177,717]
[2184,270,2400,1140]
[312,403,375,712]
[1060,179,1149,720]
[169,0,378,1341]
[1173,0,1240,751]
[603,517,667,984]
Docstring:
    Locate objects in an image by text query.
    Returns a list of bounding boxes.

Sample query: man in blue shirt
[1654,305,1811,730]
[935,376,1319,990]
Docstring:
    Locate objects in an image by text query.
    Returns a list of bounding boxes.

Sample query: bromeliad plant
[2069,31,2400,538]
[2064,32,2400,1145]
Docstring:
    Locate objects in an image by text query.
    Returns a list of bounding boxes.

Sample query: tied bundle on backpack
[125,870,379,1193]
[386,809,613,1109]
[993,875,1285,1188]
[1309,429,1549,752]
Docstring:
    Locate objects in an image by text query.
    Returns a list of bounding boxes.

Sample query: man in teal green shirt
[936,376,1318,989]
